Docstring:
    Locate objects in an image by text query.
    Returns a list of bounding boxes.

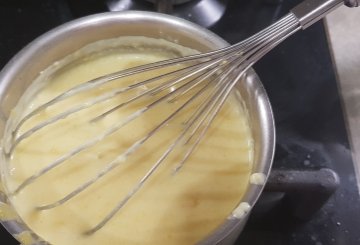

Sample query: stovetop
[1,0,360,244]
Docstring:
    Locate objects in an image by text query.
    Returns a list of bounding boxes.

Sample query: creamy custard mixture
[1,37,254,245]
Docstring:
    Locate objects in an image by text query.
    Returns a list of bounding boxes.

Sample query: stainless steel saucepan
[0,11,275,244]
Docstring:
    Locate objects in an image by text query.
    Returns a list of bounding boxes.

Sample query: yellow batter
[2,37,253,245]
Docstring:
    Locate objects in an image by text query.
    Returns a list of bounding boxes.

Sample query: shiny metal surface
[5,14,299,218]
[0,11,275,245]
[146,0,194,5]
[1,8,303,236]
[292,0,344,29]
[107,0,228,27]
[7,2,356,232]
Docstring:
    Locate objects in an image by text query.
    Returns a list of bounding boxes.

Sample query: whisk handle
[291,0,350,29]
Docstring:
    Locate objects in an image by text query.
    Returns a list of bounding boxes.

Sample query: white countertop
[326,6,360,193]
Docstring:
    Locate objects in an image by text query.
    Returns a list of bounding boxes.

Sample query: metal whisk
[6,0,357,235]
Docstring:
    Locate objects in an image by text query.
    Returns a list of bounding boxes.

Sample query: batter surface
[2,37,253,245]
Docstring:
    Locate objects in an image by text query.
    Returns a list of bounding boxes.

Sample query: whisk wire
[174,70,246,173]
[84,73,239,235]
[12,10,302,214]
[82,15,304,231]
[37,66,221,211]
[90,56,235,122]
[8,0,348,234]
[12,54,243,196]
[84,58,249,234]
[11,14,299,140]
[10,73,198,195]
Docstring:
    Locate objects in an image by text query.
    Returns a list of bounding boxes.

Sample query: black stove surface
[1,0,360,244]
